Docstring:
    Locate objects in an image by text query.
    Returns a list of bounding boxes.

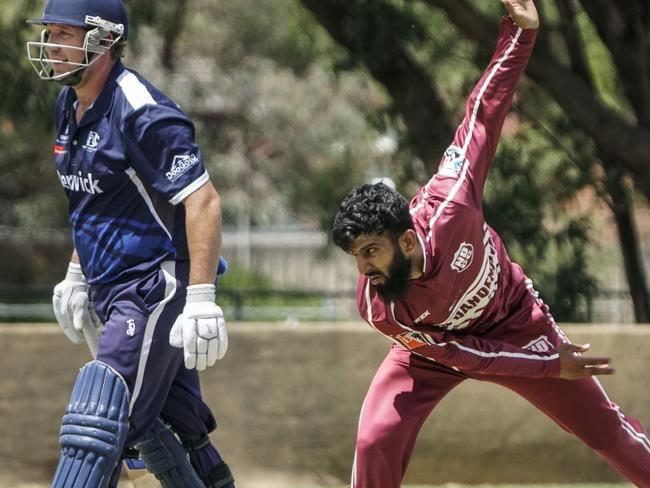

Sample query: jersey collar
[62,61,126,128]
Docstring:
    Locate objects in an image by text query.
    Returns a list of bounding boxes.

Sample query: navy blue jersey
[53,61,210,284]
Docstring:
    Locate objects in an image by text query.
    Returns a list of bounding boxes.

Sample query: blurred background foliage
[2,0,649,322]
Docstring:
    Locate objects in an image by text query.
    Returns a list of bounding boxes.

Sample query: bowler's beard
[375,247,412,302]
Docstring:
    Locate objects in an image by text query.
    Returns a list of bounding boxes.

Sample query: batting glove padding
[169,284,228,370]
[52,262,99,344]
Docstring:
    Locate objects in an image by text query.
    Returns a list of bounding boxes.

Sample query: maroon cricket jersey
[357,18,562,379]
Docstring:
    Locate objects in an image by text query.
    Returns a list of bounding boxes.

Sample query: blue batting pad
[52,361,130,488]
[136,419,206,487]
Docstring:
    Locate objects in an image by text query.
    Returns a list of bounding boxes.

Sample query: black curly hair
[332,183,414,252]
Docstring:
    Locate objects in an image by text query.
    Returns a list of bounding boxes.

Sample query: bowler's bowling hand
[501,0,540,29]
[169,284,228,370]
[558,342,615,380]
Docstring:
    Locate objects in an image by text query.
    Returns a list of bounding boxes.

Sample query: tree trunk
[604,168,650,323]
[159,0,188,71]
[551,0,650,322]
[577,0,650,127]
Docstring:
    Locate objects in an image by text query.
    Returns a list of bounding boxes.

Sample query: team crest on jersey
[438,144,465,177]
[451,242,474,272]
[83,131,101,151]
[441,228,500,330]
[166,153,200,182]
[523,335,554,353]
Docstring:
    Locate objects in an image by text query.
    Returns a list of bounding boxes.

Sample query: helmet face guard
[26,15,125,83]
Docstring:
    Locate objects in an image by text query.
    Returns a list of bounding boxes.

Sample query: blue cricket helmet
[28,0,128,39]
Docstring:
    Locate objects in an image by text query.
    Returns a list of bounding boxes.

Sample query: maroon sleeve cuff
[501,15,539,43]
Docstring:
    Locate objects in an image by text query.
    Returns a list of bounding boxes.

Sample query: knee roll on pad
[136,419,206,487]
[52,361,130,488]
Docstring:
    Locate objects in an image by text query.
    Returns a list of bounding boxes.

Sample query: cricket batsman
[26,0,235,486]
[332,0,650,486]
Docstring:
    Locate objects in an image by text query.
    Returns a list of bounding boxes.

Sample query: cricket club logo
[438,144,465,178]
[451,242,474,272]
[83,131,101,151]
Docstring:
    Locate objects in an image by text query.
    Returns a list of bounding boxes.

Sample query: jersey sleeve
[122,103,210,205]
[419,17,537,211]
[390,327,561,378]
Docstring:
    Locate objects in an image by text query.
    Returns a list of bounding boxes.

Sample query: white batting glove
[52,263,99,344]
[169,284,228,370]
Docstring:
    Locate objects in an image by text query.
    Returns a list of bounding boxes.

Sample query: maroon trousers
[351,321,650,487]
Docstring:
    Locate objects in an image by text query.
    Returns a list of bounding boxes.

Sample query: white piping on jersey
[365,281,373,325]
[386,299,558,363]
[416,231,427,273]
[526,278,568,342]
[416,157,471,241]
[351,392,371,488]
[125,167,173,239]
[440,224,500,330]
[129,260,177,414]
[445,339,558,362]
[117,71,157,110]
[170,170,210,205]
[593,378,650,453]
[410,27,524,239]
[462,27,523,157]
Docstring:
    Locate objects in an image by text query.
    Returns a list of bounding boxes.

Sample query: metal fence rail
[0,286,644,324]
[0,288,359,322]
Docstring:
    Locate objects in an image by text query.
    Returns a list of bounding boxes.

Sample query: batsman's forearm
[187,224,221,285]
[184,186,222,285]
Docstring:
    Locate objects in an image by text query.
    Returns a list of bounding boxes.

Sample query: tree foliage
[3,0,647,321]
[0,0,66,227]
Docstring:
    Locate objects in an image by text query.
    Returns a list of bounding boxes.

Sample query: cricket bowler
[332,1,650,486]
